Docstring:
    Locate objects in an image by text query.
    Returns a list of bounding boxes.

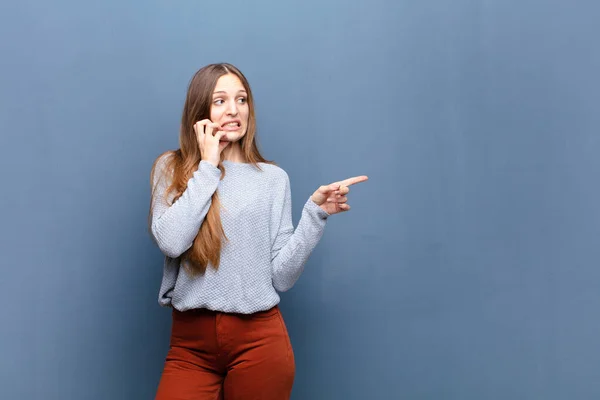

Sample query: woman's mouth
[221,121,241,131]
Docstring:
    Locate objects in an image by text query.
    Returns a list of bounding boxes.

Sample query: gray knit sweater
[150,154,329,314]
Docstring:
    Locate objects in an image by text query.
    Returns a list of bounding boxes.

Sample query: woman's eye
[238,97,247,104]
[214,99,224,105]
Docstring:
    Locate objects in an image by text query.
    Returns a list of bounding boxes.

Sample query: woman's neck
[221,141,245,163]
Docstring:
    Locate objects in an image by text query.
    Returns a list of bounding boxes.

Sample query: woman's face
[210,73,250,150]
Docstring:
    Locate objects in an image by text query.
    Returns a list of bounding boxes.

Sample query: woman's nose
[227,100,238,115]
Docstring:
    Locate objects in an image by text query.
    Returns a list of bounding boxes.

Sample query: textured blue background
[1,0,599,398]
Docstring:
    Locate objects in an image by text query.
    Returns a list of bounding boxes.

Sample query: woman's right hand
[194,119,225,167]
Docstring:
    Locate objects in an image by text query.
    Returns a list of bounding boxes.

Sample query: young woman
[150,63,367,400]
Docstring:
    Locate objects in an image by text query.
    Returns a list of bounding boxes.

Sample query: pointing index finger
[337,175,369,187]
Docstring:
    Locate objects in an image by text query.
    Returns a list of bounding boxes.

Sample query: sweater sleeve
[271,173,329,291]
[150,154,222,258]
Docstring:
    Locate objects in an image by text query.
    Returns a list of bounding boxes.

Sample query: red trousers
[155,305,295,400]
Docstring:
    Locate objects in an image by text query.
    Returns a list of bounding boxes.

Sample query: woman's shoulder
[257,162,290,182]
[151,150,178,185]
[155,150,177,168]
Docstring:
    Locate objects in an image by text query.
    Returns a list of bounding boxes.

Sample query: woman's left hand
[311,175,369,215]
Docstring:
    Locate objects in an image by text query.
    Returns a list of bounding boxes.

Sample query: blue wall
[1,0,599,398]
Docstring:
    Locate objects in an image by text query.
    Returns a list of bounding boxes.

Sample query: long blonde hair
[150,63,271,274]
